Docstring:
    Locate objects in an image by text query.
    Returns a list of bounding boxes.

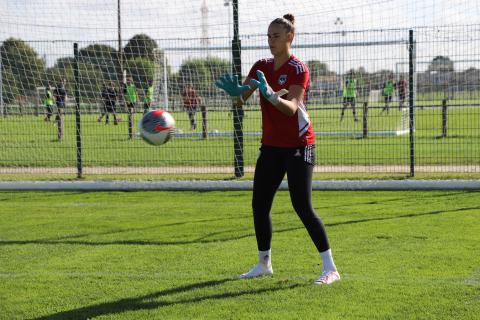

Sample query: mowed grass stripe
[0,106,479,167]
[0,190,478,319]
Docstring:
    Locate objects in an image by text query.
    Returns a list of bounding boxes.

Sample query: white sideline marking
[1,180,480,191]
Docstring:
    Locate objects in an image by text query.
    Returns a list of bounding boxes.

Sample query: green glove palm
[250,70,289,106]
[215,74,251,97]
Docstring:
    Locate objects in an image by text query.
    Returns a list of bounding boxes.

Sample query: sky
[0,0,479,72]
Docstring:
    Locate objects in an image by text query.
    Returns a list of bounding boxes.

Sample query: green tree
[427,56,454,73]
[0,37,46,98]
[204,56,230,82]
[79,44,120,82]
[54,57,75,70]
[178,58,211,94]
[177,56,230,94]
[1,67,20,104]
[46,62,104,103]
[123,34,158,61]
[125,57,154,92]
[307,60,330,79]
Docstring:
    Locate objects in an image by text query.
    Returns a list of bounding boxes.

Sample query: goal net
[1,1,480,180]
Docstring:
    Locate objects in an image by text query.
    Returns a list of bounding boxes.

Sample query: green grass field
[1,104,479,171]
[0,190,479,319]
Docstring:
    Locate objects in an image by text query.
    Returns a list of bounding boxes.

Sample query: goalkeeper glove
[250,70,289,106]
[215,74,251,98]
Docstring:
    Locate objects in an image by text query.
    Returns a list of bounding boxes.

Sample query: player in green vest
[123,77,138,139]
[340,72,358,121]
[143,80,154,115]
[382,76,396,113]
[124,77,138,109]
[43,85,54,122]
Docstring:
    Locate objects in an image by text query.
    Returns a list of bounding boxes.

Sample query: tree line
[1,34,478,105]
[0,34,230,104]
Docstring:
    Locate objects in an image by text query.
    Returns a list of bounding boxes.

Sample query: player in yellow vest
[381,76,396,114]
[43,85,54,122]
[123,77,138,138]
[124,77,137,110]
[340,72,358,121]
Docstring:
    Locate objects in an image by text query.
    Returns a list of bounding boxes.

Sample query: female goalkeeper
[215,14,340,285]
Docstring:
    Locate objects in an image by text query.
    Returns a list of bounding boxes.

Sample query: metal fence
[0,26,479,179]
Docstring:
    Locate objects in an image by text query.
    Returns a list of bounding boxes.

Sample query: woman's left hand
[250,70,288,106]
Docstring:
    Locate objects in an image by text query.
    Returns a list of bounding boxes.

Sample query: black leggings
[252,145,330,253]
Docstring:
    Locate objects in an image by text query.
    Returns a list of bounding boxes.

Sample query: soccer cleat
[239,263,273,279]
[314,270,340,285]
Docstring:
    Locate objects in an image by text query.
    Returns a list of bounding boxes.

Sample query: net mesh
[1,0,480,179]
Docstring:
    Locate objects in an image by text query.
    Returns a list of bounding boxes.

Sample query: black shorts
[105,105,116,113]
[343,97,356,105]
[384,95,392,103]
[184,106,197,113]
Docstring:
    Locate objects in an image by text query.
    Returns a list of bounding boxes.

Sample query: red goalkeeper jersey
[248,55,314,147]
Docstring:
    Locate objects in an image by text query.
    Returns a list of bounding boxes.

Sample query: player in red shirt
[216,14,340,285]
[182,84,201,130]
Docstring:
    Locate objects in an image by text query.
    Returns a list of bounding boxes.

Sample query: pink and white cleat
[314,270,341,285]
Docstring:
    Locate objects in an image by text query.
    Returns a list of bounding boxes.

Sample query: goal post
[152,48,169,111]
[35,86,45,117]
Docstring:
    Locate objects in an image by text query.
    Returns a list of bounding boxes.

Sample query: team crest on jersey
[278,74,287,85]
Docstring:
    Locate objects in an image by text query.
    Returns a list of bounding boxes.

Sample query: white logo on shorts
[294,149,301,157]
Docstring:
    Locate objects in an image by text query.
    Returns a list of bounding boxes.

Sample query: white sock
[259,249,271,267]
[320,249,337,272]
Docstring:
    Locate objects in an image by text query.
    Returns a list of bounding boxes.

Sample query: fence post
[73,43,83,178]
[408,29,416,177]
[442,98,448,138]
[362,102,368,138]
[232,0,244,178]
[201,104,208,139]
[0,47,3,117]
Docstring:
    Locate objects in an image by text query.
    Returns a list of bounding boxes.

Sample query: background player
[382,75,395,113]
[53,79,67,140]
[182,83,200,130]
[123,77,137,138]
[99,82,120,125]
[216,13,340,285]
[43,85,54,122]
[340,71,358,121]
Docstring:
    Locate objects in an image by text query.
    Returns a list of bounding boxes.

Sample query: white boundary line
[1,180,480,191]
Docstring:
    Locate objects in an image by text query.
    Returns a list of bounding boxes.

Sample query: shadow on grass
[314,191,469,211]
[1,204,479,247]
[33,278,302,320]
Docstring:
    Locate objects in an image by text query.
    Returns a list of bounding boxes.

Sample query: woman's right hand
[215,74,251,97]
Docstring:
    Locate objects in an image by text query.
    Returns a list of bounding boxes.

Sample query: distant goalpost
[152,48,411,139]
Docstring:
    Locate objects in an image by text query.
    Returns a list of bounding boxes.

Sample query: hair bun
[283,13,295,25]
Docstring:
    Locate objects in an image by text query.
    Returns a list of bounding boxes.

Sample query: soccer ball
[139,109,175,145]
